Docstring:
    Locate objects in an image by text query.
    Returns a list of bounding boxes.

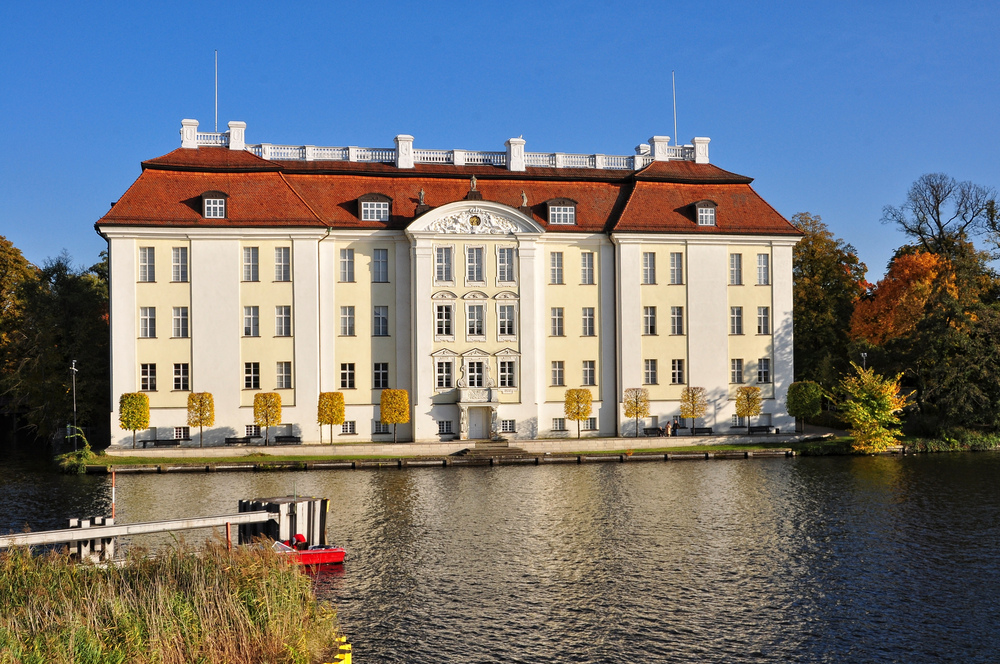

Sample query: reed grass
[0,542,340,663]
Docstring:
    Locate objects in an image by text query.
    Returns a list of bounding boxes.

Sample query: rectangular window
[173,363,189,391]
[467,361,484,388]
[582,360,596,386]
[758,358,771,384]
[373,421,391,434]
[174,426,190,440]
[276,361,292,389]
[732,415,746,427]
[246,425,261,438]
[757,306,770,335]
[501,419,516,433]
[139,307,156,338]
[205,198,225,218]
[340,363,355,389]
[361,200,390,221]
[670,306,684,335]
[671,359,685,385]
[644,359,658,385]
[551,307,564,336]
[550,252,563,284]
[643,306,657,335]
[498,247,515,282]
[467,247,484,282]
[757,253,770,285]
[373,362,389,389]
[436,247,453,282]
[549,206,576,225]
[275,306,292,337]
[244,362,260,390]
[582,307,595,336]
[729,253,743,285]
[499,360,516,388]
[730,306,743,335]
[138,247,155,282]
[436,361,453,388]
[466,305,485,337]
[438,420,453,435]
[373,306,389,336]
[274,247,291,282]
[243,247,259,282]
[552,418,567,431]
[172,307,189,338]
[342,421,356,434]
[172,247,188,282]
[244,306,259,337]
[642,252,656,284]
[340,306,355,336]
[583,417,598,431]
[340,249,355,282]
[551,361,564,386]
[140,363,156,391]
[581,252,594,285]
[436,305,453,336]
[698,207,716,226]
[498,305,515,336]
[669,252,684,284]
[372,248,389,283]
[731,359,744,384]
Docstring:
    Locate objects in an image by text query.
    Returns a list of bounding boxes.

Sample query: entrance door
[468,407,488,439]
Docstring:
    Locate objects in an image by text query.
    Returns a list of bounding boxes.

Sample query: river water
[2,451,1000,663]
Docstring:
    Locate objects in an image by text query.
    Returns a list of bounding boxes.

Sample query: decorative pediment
[430,348,458,358]
[408,201,544,235]
[495,347,521,357]
[463,291,489,300]
[495,291,518,300]
[431,290,457,300]
[461,348,490,358]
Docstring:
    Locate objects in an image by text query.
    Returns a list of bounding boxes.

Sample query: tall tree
[0,235,36,373]
[791,213,867,389]
[187,393,215,448]
[564,389,593,439]
[881,173,997,257]
[679,387,707,429]
[839,363,908,454]
[253,392,282,445]
[735,386,762,434]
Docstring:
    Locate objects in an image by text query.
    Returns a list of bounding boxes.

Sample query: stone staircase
[451,440,533,458]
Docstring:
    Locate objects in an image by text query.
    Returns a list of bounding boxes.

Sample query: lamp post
[860,353,867,370]
[71,359,78,451]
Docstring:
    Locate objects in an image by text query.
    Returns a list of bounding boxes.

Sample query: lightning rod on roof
[672,70,678,146]
[215,50,218,132]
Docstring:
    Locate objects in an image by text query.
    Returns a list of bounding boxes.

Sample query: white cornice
[611,232,801,247]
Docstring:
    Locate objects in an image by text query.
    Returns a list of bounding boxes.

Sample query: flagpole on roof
[672,70,678,147]
[215,50,218,132]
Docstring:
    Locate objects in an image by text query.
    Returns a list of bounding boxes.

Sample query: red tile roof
[97,146,799,237]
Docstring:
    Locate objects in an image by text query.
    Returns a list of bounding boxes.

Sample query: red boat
[273,538,346,565]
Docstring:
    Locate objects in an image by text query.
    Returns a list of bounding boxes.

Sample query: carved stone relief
[426,207,519,235]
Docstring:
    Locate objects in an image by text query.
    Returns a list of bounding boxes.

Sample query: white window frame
[340,248,355,283]
[498,304,516,339]
[244,306,259,337]
[466,304,485,339]
[276,361,292,389]
[698,206,716,226]
[499,360,517,388]
[373,306,389,337]
[340,306,355,336]
[274,247,291,282]
[551,361,564,386]
[342,421,356,435]
[552,417,567,431]
[466,360,485,388]
[244,362,260,390]
[550,252,564,284]
[582,360,596,386]
[550,307,564,336]
[435,246,454,283]
[435,304,454,338]
[173,363,189,391]
[438,420,453,435]
[642,252,656,284]
[671,359,685,385]
[757,306,770,335]
[246,425,261,438]
[174,426,190,440]
[549,206,576,225]
[361,200,390,221]
[643,306,657,335]
[172,247,188,283]
[373,362,389,389]
[670,306,684,335]
[275,305,292,337]
[372,248,389,283]
[466,246,485,284]
[583,417,598,431]
[243,247,259,282]
[730,306,743,335]
[757,253,770,285]
[500,419,516,433]
[340,363,355,389]
[731,359,744,384]
[138,247,155,282]
[582,307,595,337]
[757,358,771,384]
[204,198,226,218]
[497,247,515,283]
[172,307,189,338]
[644,359,658,385]
[729,253,743,285]
[140,363,156,391]
[373,421,391,434]
[139,307,156,338]
[581,252,595,285]
[436,361,453,389]
[669,252,684,285]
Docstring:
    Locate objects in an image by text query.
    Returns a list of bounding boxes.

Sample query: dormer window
[547,199,578,225]
[695,201,717,226]
[202,191,227,219]
[358,194,392,222]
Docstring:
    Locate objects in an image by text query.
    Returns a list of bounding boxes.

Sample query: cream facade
[98,122,800,445]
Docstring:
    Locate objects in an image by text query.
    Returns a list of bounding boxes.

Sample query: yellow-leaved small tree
[317,392,345,444]
[839,362,908,453]
[680,386,708,429]
[380,389,410,443]
[254,392,282,445]
[735,386,762,434]
[564,389,593,439]
[622,388,649,437]
[187,392,215,448]
[119,392,149,449]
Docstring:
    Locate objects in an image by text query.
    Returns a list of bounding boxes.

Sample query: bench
[692,427,714,435]
[142,439,185,448]
[273,435,302,445]
[748,425,773,435]
[225,436,259,446]
[643,427,666,437]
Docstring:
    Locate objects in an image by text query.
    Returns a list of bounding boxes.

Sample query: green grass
[566,437,856,456]
[0,543,340,664]
[90,453,404,467]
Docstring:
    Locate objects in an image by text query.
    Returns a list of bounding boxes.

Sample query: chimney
[505,137,526,172]
[649,136,672,161]
[395,134,414,168]
[692,137,711,164]
[180,119,199,149]
[228,121,246,150]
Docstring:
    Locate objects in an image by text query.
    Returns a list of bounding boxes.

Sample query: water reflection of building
[96,120,800,445]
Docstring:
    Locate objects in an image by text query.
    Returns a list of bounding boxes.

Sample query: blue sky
[2,1,997,278]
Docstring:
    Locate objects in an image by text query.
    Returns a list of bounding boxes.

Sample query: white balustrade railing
[195,135,695,168]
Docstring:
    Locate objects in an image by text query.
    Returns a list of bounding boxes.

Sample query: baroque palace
[96,120,800,445]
